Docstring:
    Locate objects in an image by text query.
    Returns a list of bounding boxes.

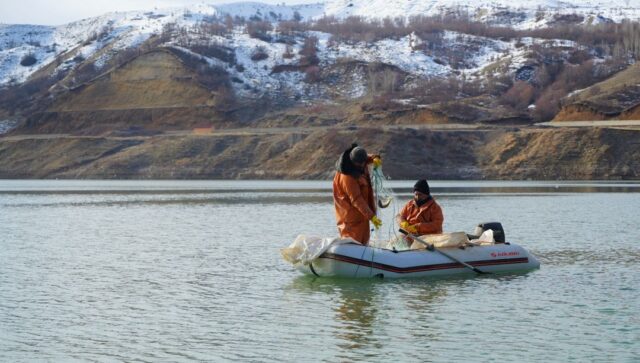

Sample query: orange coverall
[399,197,444,235]
[333,165,376,245]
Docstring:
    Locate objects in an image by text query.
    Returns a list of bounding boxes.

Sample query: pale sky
[0,0,317,26]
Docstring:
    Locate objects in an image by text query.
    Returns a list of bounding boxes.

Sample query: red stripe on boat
[321,253,529,273]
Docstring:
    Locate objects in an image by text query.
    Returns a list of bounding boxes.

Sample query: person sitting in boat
[333,144,382,245]
[397,179,444,236]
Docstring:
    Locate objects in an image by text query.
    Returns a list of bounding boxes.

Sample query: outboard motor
[473,222,506,243]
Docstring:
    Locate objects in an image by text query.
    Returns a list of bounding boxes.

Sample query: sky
[0,0,318,26]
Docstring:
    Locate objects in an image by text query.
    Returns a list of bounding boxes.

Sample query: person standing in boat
[397,179,444,236]
[333,144,383,245]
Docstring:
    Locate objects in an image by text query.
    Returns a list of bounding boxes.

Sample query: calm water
[1,180,639,362]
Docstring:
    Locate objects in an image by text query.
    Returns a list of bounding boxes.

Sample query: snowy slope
[0,0,638,88]
[0,7,209,85]
[322,0,639,23]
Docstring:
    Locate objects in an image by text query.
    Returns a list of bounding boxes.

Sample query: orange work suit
[333,168,376,245]
[399,197,444,235]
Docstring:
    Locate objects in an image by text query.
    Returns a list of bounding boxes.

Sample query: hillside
[1,127,638,179]
[554,63,640,121]
[1,0,639,180]
[24,49,229,134]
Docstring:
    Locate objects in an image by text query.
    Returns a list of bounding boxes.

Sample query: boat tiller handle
[398,229,434,251]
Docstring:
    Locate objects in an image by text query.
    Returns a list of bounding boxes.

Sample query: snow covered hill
[0,0,638,94]
[323,0,638,24]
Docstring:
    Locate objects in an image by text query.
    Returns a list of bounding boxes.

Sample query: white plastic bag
[409,231,470,249]
[470,229,495,245]
[281,235,354,266]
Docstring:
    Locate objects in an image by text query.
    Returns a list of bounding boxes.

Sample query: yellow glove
[371,215,382,229]
[400,221,417,234]
[372,157,382,168]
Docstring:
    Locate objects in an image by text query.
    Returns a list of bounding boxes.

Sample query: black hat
[414,179,430,195]
[349,146,368,164]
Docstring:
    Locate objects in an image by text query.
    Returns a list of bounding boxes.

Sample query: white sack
[409,231,470,249]
[281,235,355,266]
[470,229,495,245]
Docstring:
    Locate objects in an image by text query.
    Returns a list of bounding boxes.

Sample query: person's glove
[372,157,382,168]
[400,221,417,234]
[371,215,382,229]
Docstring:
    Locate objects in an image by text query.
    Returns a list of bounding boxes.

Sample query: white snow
[0,119,18,134]
[0,0,638,95]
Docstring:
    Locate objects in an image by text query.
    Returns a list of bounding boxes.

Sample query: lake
[1,180,639,362]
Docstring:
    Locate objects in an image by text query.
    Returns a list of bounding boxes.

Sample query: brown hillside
[52,50,216,111]
[479,128,640,179]
[555,63,640,121]
[18,50,236,134]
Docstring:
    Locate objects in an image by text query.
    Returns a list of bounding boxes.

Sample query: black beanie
[350,146,368,164]
[414,179,430,195]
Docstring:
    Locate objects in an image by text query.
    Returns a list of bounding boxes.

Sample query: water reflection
[287,276,454,354]
[333,284,378,350]
[287,277,381,351]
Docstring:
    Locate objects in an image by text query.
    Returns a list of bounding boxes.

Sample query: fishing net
[368,165,410,250]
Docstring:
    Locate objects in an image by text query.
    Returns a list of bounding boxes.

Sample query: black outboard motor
[473,222,506,243]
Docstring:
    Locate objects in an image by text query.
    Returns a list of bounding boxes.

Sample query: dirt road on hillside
[4,120,638,142]
[0,123,488,141]
[537,120,640,129]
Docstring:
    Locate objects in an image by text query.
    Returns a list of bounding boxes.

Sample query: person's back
[332,145,380,244]
[397,179,444,235]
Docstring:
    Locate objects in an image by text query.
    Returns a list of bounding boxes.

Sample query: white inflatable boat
[297,242,539,278]
[283,222,540,279]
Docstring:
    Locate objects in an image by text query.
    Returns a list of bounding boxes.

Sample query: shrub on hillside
[188,42,236,64]
[224,15,235,32]
[251,46,269,61]
[198,21,228,36]
[277,20,306,36]
[195,63,231,90]
[299,36,319,66]
[533,88,564,121]
[568,49,592,64]
[20,54,37,67]
[246,20,273,41]
[282,44,295,59]
[500,81,536,110]
[304,66,321,83]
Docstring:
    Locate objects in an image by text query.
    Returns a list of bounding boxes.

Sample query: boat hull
[297,243,540,278]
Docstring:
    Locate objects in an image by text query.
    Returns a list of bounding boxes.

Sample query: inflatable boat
[283,222,540,279]
[297,241,539,278]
